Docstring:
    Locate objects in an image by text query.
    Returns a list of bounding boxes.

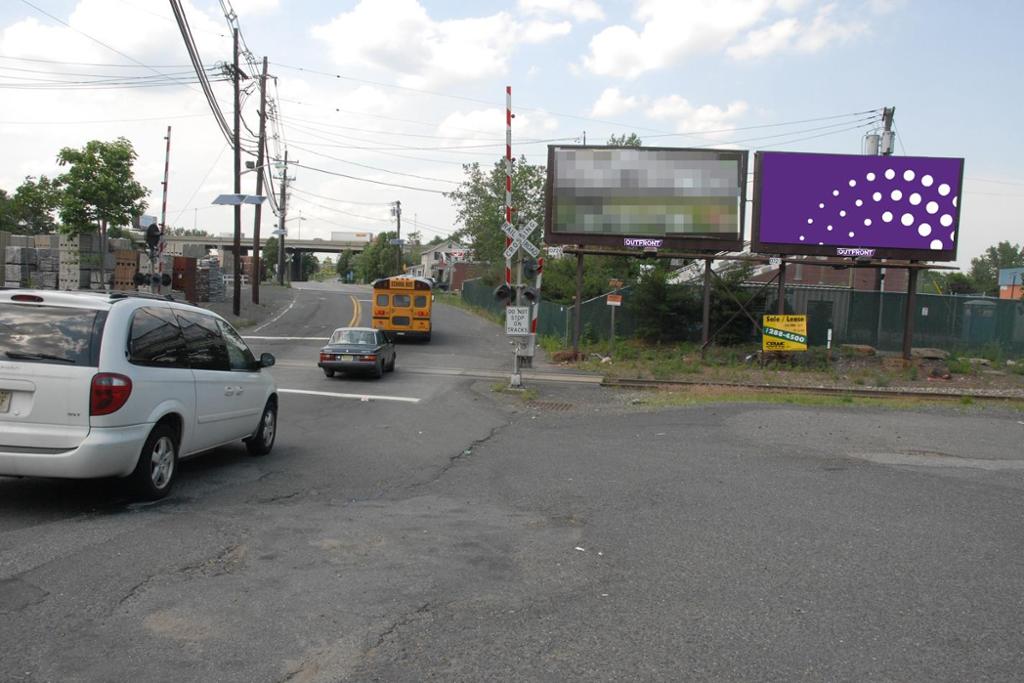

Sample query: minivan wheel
[129,424,178,500]
[246,400,277,456]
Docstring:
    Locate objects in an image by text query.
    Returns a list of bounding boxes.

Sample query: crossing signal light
[493,283,512,303]
[521,286,540,304]
[522,258,540,279]
[145,223,161,250]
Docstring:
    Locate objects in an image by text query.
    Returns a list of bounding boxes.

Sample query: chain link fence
[460,278,1024,355]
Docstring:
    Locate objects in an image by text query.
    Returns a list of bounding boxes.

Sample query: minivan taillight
[90,373,133,416]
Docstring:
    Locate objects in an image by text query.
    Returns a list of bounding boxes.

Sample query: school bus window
[414,295,427,308]
[376,294,389,306]
[393,294,411,307]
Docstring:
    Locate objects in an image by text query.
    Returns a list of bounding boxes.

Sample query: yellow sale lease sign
[762,314,808,352]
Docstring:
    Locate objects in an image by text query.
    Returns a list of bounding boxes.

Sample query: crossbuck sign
[502,219,540,259]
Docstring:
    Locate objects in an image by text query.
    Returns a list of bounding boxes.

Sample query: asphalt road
[2,280,1024,682]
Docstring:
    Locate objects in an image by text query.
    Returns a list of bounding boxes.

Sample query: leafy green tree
[301,253,319,281]
[0,189,17,233]
[356,231,401,282]
[607,133,642,147]
[263,236,279,280]
[336,249,354,281]
[11,176,59,234]
[446,156,545,266]
[541,254,640,304]
[968,241,1024,296]
[55,138,148,236]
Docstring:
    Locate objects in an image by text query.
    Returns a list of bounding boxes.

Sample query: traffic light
[492,283,512,303]
[133,272,147,286]
[522,257,539,279]
[521,286,540,304]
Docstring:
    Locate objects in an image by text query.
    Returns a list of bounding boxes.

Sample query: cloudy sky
[0,0,1020,269]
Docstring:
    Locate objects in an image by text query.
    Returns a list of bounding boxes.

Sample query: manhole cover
[528,401,574,411]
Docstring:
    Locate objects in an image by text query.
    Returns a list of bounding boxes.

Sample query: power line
[289,186,397,206]
[0,55,194,68]
[286,142,461,185]
[291,162,448,194]
[168,0,234,145]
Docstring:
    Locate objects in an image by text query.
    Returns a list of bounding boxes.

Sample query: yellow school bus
[370,276,433,341]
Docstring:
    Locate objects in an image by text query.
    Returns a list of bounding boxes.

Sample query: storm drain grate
[528,401,575,412]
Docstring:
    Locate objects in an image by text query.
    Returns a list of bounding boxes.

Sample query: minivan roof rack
[107,291,175,302]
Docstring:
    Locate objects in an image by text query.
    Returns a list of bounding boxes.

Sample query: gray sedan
[318,327,396,379]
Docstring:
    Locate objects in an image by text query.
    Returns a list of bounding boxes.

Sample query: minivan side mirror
[259,352,276,368]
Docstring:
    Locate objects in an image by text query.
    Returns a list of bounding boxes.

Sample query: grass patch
[435,292,504,325]
[490,381,538,402]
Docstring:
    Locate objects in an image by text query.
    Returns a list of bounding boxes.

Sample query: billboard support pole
[777,260,787,314]
[700,258,712,357]
[572,249,584,359]
[902,262,919,361]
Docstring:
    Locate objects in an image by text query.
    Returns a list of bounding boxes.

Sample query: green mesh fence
[460,278,1024,355]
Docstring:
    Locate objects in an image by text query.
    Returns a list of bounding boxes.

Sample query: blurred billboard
[545,145,748,251]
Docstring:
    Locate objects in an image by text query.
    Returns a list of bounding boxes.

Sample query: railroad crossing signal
[502,219,539,260]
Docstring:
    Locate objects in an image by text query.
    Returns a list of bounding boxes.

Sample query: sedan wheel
[323,368,335,378]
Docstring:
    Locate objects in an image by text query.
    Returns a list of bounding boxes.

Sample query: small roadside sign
[505,306,531,336]
[762,314,807,352]
[606,294,623,307]
[769,257,782,268]
[608,278,624,289]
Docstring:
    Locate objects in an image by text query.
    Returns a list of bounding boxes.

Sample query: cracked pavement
[3,281,1024,681]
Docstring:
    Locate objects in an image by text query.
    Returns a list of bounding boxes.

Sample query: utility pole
[251,56,268,304]
[277,150,288,286]
[393,200,402,275]
[880,106,896,156]
[874,106,895,339]
[231,27,242,316]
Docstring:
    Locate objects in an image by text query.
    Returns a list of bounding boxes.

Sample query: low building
[414,240,469,284]
[999,266,1024,300]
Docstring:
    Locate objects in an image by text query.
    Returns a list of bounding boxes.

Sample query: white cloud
[582,0,773,78]
[518,0,605,22]
[521,20,573,43]
[311,0,567,88]
[230,0,280,15]
[727,3,865,60]
[590,88,640,118]
[647,96,749,137]
[793,4,865,53]
[727,18,799,60]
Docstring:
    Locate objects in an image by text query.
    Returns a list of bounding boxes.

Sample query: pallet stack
[113,250,139,290]
[196,257,225,302]
[5,240,36,288]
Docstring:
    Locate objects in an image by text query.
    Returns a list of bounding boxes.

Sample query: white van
[0,290,278,499]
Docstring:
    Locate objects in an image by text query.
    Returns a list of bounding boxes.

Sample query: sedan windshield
[330,330,377,345]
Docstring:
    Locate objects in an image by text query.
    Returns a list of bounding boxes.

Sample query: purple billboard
[752,151,964,261]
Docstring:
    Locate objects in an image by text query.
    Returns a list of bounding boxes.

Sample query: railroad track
[600,376,1024,402]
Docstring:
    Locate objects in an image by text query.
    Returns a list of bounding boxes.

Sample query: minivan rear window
[0,303,104,366]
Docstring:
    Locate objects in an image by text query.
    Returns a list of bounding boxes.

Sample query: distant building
[747,257,910,292]
[999,266,1024,300]
[410,240,469,284]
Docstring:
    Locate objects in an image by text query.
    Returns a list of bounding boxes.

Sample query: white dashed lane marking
[278,388,420,404]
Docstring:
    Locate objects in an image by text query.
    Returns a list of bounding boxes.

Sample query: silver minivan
[0,290,278,499]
